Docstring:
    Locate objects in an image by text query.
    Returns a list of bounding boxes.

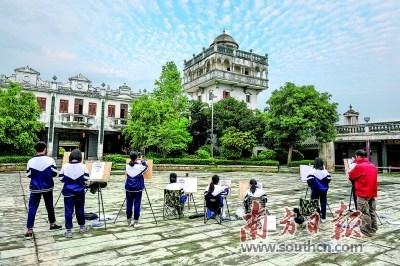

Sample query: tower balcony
[184,69,268,92]
[58,113,96,129]
[109,117,128,129]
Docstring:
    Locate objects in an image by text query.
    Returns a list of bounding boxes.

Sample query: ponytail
[129,151,138,167]
[208,182,215,194]
[208,175,220,194]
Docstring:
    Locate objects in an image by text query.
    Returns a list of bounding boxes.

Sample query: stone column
[47,94,56,157]
[319,141,335,171]
[97,99,105,160]
[382,141,387,172]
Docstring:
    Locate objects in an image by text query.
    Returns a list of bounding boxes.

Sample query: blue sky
[0,0,399,122]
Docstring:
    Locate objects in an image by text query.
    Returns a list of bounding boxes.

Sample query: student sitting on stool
[205,175,229,219]
[165,173,188,204]
[243,179,268,214]
[25,141,62,238]
[59,149,89,238]
[125,151,148,228]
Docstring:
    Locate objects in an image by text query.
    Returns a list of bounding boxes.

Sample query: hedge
[0,156,31,164]
[287,160,314,167]
[105,156,279,167]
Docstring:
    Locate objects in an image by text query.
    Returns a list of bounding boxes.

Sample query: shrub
[152,158,279,166]
[287,160,314,167]
[196,149,211,159]
[0,156,31,164]
[103,154,127,165]
[258,149,276,160]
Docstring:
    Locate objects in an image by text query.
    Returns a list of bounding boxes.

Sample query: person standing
[25,141,62,238]
[306,158,331,221]
[348,149,378,237]
[59,149,89,238]
[125,151,148,228]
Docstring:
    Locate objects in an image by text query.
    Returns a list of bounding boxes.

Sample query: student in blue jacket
[59,149,89,238]
[306,157,331,221]
[125,151,148,227]
[25,141,62,239]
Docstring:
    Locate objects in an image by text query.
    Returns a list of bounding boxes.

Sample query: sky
[0,0,399,123]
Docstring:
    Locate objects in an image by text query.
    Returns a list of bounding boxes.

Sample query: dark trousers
[126,191,143,221]
[27,191,56,229]
[311,190,327,219]
[64,193,85,230]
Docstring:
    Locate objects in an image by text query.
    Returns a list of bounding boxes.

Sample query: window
[227,67,230,71]
[37,97,46,111]
[223,90,230,99]
[88,102,97,116]
[246,94,251,103]
[59,99,69,113]
[108,105,115,117]
[198,95,202,102]
[120,104,128,119]
[244,70,249,75]
[74,99,83,114]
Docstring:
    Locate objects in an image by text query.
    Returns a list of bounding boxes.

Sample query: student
[125,151,148,227]
[165,173,184,191]
[59,149,89,238]
[205,175,229,219]
[165,173,187,214]
[306,157,331,221]
[25,141,62,238]
[244,179,267,198]
[205,175,229,196]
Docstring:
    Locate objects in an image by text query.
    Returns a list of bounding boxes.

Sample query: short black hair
[170,173,177,183]
[69,149,82,162]
[34,141,47,153]
[355,149,367,157]
[313,157,324,170]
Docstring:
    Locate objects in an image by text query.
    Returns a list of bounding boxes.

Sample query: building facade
[0,66,141,159]
[300,105,400,171]
[183,31,268,109]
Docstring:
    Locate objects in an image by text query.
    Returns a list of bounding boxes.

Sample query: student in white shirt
[165,173,185,191]
[243,179,268,214]
[205,175,229,196]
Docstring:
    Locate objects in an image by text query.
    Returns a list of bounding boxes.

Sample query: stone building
[183,31,268,109]
[0,66,141,159]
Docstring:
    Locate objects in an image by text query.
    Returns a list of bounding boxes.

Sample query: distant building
[0,66,142,159]
[183,31,268,109]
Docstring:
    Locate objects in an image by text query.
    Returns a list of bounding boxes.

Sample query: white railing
[184,69,267,90]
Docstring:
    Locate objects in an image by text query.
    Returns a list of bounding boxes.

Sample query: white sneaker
[127,219,132,227]
[79,226,88,233]
[64,230,73,238]
[133,220,142,228]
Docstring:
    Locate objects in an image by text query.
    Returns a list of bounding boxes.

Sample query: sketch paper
[300,165,314,183]
[177,177,198,193]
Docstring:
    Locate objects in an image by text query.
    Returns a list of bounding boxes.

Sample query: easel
[186,193,198,214]
[90,182,107,230]
[304,186,334,218]
[114,186,158,224]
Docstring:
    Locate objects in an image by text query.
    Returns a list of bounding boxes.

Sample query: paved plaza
[0,170,399,265]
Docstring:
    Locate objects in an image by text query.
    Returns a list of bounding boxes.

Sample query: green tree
[220,127,257,159]
[213,97,266,143]
[0,83,43,155]
[188,100,210,153]
[265,82,338,163]
[123,61,192,156]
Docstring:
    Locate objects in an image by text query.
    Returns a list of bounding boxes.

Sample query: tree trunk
[287,145,293,164]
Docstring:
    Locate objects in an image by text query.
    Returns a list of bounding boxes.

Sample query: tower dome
[210,30,239,49]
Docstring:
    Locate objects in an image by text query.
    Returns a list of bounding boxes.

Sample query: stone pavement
[0,170,399,265]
